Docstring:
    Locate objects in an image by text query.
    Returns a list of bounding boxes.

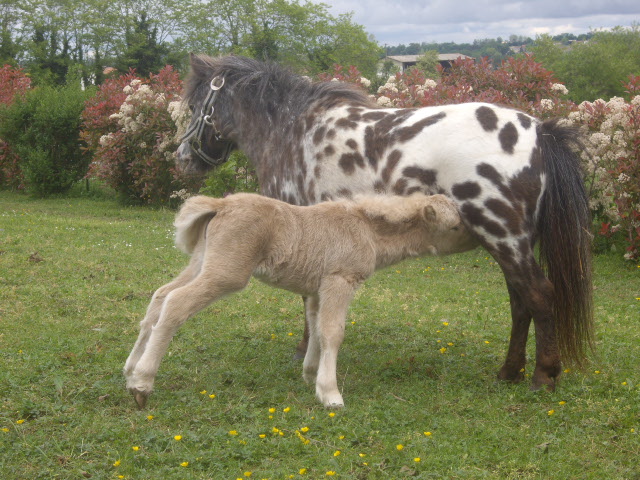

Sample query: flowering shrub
[0,65,31,190]
[566,76,640,259]
[375,56,575,119]
[81,66,201,205]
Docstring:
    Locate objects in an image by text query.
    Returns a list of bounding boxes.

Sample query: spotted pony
[176,54,594,391]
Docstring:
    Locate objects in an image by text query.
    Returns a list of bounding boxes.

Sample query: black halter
[181,76,233,166]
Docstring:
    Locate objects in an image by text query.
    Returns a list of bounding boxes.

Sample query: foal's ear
[422,205,437,222]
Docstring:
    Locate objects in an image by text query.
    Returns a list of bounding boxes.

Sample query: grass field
[1,190,639,479]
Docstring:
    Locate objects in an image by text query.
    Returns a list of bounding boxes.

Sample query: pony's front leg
[302,295,320,384]
[313,277,356,408]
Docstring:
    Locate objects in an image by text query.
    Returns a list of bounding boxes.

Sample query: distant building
[385,54,473,72]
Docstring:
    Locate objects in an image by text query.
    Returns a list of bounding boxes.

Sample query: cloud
[317,0,640,44]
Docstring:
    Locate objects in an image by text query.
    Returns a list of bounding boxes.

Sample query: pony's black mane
[184,54,376,122]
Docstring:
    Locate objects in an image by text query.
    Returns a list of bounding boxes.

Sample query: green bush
[0,83,91,195]
[199,151,259,197]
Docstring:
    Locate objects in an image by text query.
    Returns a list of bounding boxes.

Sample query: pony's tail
[174,196,221,254]
[537,119,594,367]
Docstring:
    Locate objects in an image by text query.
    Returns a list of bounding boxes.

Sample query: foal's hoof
[129,389,149,409]
[530,375,557,393]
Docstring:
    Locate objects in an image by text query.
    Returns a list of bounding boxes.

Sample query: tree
[532,26,640,102]
[415,50,439,78]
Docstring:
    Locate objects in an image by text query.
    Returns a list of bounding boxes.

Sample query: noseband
[181,76,233,166]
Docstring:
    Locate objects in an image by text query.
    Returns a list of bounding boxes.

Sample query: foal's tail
[537,119,594,366]
[174,196,221,254]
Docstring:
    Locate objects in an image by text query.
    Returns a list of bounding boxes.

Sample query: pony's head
[176,54,237,174]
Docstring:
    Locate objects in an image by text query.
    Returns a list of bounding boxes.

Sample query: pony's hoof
[530,374,557,392]
[497,366,525,384]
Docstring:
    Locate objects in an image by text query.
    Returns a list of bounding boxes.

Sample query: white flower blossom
[550,83,568,95]
[376,96,392,107]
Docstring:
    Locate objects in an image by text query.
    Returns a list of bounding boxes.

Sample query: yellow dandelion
[283,407,291,413]
[180,461,189,467]
[484,340,490,344]
[300,427,309,433]
[299,468,307,474]
[269,407,276,413]
[334,450,341,457]
[548,410,555,416]
[447,342,454,346]
[272,427,280,434]
[326,472,336,476]
[414,457,421,462]
[594,370,601,374]
[229,430,239,436]
[631,428,636,433]
[338,435,345,440]
[113,460,121,467]
[559,401,566,405]
[244,472,252,477]
[174,435,182,441]
[396,444,404,451]
[329,412,336,418]
[359,453,366,457]
[259,434,266,439]
[200,390,207,394]
[442,321,449,326]
[16,419,25,425]
[288,332,294,336]
[439,347,447,354]
[271,334,276,339]
[564,368,571,373]
[132,446,140,451]
[209,394,216,399]
[424,431,432,437]
[622,381,628,386]
[146,415,154,420]
[1,428,9,433]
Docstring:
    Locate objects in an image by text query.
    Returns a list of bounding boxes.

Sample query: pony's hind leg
[494,249,560,391]
[497,284,531,383]
[123,252,203,382]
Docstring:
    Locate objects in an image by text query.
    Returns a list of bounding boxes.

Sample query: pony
[176,54,594,392]
[124,192,475,408]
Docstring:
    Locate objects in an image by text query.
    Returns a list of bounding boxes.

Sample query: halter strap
[181,76,232,166]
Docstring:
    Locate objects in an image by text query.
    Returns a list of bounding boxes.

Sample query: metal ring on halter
[210,76,225,90]
[202,106,215,126]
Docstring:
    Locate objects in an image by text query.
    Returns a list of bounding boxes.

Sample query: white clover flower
[360,77,371,88]
[551,83,568,95]
[139,142,147,149]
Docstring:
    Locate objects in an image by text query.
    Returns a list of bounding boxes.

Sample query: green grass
[1,190,639,479]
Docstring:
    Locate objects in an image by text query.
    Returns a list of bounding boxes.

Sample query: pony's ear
[423,204,437,222]
[189,53,209,71]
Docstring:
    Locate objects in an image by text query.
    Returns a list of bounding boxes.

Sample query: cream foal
[124,193,476,408]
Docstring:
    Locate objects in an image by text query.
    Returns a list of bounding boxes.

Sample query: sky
[315,0,640,46]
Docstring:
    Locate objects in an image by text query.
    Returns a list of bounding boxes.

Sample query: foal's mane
[184,54,376,120]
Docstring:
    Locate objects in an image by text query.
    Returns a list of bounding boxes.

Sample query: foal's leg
[313,276,357,408]
[123,251,203,380]
[126,252,254,407]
